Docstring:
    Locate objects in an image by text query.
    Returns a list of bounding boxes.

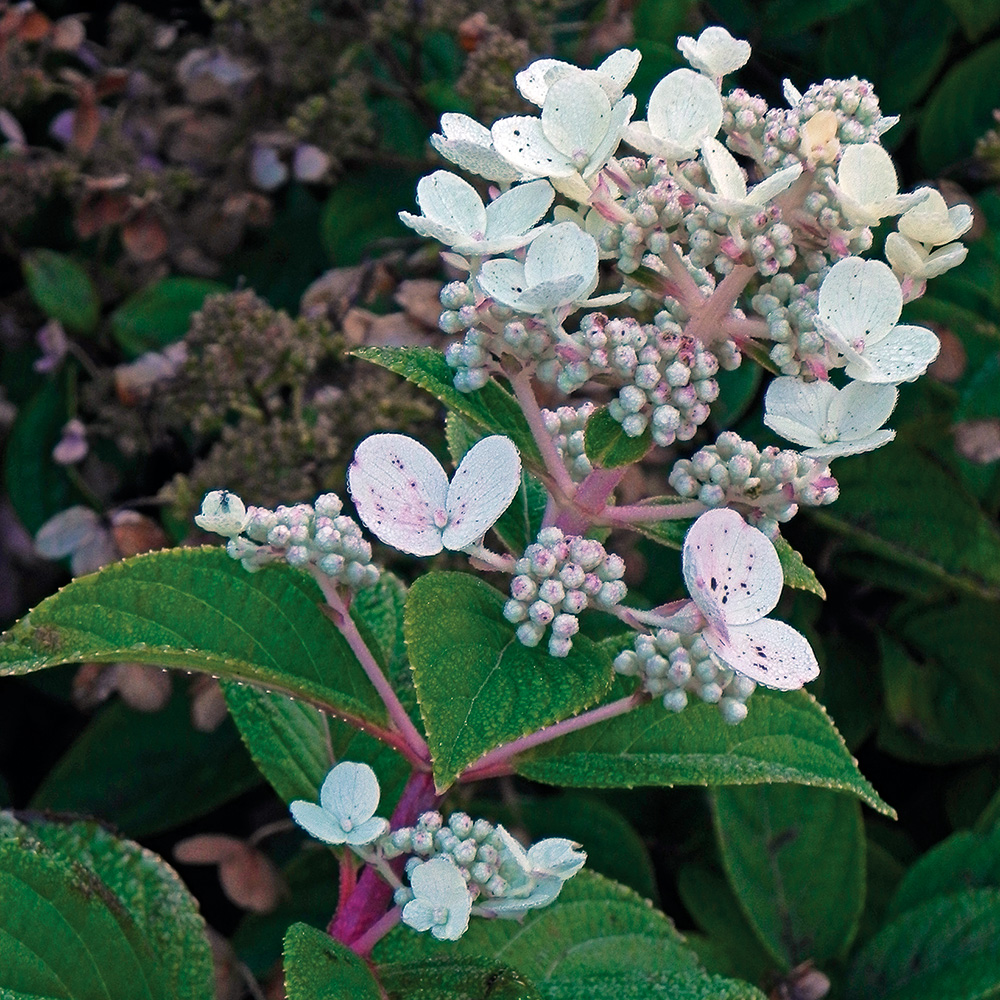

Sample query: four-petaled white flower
[897,188,974,246]
[402,858,473,941]
[195,490,249,537]
[677,26,751,82]
[764,377,898,458]
[289,762,389,847]
[491,76,636,202]
[478,222,627,314]
[398,172,554,256]
[625,68,723,162]
[476,826,586,918]
[884,233,968,282]
[700,137,802,220]
[682,508,820,690]
[833,143,928,228]
[516,48,640,107]
[816,257,940,383]
[430,113,523,183]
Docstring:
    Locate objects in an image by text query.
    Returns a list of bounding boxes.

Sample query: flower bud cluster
[541,402,597,483]
[199,490,380,588]
[723,77,893,172]
[503,527,627,657]
[750,271,826,377]
[383,811,584,916]
[614,628,757,724]
[668,431,839,538]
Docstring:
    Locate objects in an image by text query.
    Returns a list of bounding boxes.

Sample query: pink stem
[600,500,706,525]
[331,771,437,946]
[460,692,647,781]
[349,906,402,957]
[508,367,577,503]
[684,264,757,346]
[312,571,430,763]
[661,244,708,313]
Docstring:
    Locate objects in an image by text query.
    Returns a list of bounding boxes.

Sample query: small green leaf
[22,249,99,334]
[353,347,542,466]
[712,785,866,967]
[635,515,825,596]
[919,38,1000,175]
[0,547,389,728]
[379,959,541,999]
[584,407,652,467]
[110,278,228,358]
[3,376,79,535]
[847,889,1000,1000]
[405,572,613,788]
[30,694,260,837]
[284,923,381,1000]
[0,832,171,999]
[810,443,1000,600]
[540,969,767,1000]
[887,826,1000,920]
[515,685,894,816]
[0,814,214,1000]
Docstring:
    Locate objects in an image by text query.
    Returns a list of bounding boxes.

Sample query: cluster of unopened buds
[290,762,586,941]
[195,490,379,589]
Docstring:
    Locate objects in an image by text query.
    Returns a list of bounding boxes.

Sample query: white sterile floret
[834,143,928,228]
[624,68,723,162]
[402,858,473,941]
[398,171,554,256]
[289,762,389,847]
[479,222,627,314]
[491,76,636,201]
[884,232,968,282]
[516,48,640,106]
[430,113,523,183]
[195,490,250,537]
[677,26,751,82]
[682,509,819,689]
[764,377,898,458]
[700,137,802,218]
[897,188,974,246]
[349,434,521,557]
[816,257,940,383]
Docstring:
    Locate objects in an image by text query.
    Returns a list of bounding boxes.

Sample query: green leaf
[283,923,381,1000]
[375,870,699,978]
[919,38,1000,175]
[888,826,1000,920]
[405,572,613,788]
[878,602,1000,763]
[761,0,868,36]
[944,0,1000,41]
[514,686,894,816]
[22,249,99,334]
[712,785,866,967]
[110,278,228,358]
[3,376,79,535]
[712,362,762,429]
[810,443,1000,600]
[379,959,541,999]
[320,167,420,265]
[539,969,767,1000]
[858,838,907,946]
[584,407,652,468]
[0,547,389,728]
[0,831,171,999]
[232,852,339,977]
[30,694,260,837]
[634,515,825,596]
[0,813,214,1000]
[847,888,1000,1000]
[352,347,541,466]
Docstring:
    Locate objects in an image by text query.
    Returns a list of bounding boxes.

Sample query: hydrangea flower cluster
[290,764,586,942]
[196,490,379,588]
[541,402,596,483]
[614,628,757,724]
[668,431,838,538]
[503,528,627,657]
